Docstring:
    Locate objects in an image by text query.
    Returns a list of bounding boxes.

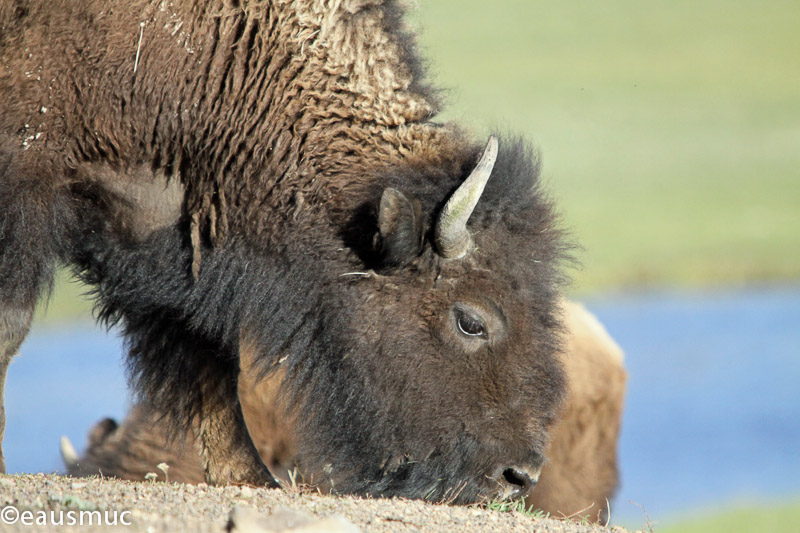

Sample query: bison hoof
[206,463,282,489]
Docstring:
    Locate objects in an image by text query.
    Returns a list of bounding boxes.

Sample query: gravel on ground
[0,474,629,532]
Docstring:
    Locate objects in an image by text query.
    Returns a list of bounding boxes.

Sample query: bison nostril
[503,467,531,488]
[499,466,539,499]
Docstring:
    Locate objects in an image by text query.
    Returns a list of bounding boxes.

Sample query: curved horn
[60,435,79,468]
[435,135,498,259]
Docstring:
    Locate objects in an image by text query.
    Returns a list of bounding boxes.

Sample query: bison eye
[456,310,487,338]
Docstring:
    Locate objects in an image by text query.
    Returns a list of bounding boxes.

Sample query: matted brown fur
[0,0,449,247]
[3,0,571,499]
[65,301,625,523]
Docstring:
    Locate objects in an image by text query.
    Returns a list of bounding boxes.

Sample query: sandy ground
[0,474,628,532]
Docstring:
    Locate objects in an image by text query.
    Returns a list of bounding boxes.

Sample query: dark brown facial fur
[65,300,625,524]
[266,138,569,502]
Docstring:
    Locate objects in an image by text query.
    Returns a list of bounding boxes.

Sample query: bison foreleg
[0,300,35,473]
[0,143,72,472]
[196,382,280,488]
[123,311,280,488]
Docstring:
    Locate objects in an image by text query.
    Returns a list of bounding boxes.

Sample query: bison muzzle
[0,0,571,503]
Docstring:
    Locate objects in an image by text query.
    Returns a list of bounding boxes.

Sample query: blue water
[4,286,799,526]
[584,286,800,525]
[5,325,130,474]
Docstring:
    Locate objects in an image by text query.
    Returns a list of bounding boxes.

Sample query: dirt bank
[0,474,627,532]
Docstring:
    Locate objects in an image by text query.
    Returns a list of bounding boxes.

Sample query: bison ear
[374,188,424,267]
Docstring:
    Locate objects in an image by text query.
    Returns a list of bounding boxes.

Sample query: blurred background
[5,1,799,531]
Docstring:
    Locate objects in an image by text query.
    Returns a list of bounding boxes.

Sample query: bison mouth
[319,448,546,504]
[374,463,543,504]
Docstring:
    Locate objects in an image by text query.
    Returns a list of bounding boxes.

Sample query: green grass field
[413,0,800,293]
[657,500,800,533]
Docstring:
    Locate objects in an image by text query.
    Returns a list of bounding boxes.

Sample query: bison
[62,301,626,522]
[3,0,571,502]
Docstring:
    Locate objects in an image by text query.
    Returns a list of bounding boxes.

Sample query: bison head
[249,135,569,503]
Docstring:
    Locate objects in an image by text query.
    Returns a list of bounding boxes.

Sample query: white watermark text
[2,506,132,527]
